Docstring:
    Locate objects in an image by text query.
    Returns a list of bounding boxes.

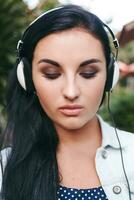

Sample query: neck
[55,115,102,156]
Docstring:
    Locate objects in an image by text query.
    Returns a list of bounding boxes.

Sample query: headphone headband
[16,5,120,93]
[17,6,64,59]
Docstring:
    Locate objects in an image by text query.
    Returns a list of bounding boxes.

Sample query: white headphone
[16,6,120,92]
[16,54,120,92]
[17,60,26,90]
[111,60,120,90]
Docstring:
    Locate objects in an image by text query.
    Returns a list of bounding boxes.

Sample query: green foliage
[118,41,134,64]
[99,88,134,132]
[0,0,60,108]
[0,0,60,132]
[39,0,60,11]
[0,0,32,106]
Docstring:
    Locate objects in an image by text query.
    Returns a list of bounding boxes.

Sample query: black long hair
[1,4,111,200]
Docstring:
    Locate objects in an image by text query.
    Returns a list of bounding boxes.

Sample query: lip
[59,105,83,109]
[59,105,84,116]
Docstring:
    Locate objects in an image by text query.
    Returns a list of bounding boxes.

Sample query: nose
[62,76,80,101]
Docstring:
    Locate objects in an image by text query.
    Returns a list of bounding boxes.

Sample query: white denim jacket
[96,115,134,200]
[0,115,134,200]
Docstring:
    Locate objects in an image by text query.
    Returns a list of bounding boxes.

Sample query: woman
[0,4,134,200]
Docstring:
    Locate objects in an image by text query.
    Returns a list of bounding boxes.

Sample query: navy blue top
[57,185,108,200]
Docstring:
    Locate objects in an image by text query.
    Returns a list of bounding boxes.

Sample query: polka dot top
[57,185,108,200]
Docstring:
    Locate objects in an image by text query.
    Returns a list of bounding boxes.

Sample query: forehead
[33,27,105,63]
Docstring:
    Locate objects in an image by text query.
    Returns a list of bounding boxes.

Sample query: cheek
[35,78,60,113]
[84,76,106,106]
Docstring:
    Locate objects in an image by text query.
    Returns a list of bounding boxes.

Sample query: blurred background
[0,0,134,134]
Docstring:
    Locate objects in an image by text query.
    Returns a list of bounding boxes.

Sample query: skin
[32,27,107,188]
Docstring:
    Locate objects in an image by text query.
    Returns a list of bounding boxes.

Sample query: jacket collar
[97,115,126,149]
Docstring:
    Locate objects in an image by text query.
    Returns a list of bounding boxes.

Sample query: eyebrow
[37,58,102,67]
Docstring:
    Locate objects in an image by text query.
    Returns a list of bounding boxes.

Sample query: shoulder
[113,128,134,187]
[0,147,12,167]
[99,115,134,166]
[117,128,134,144]
[97,114,134,148]
[98,115,134,179]
[0,147,12,188]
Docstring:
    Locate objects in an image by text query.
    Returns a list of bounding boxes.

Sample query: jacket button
[101,149,108,159]
[113,186,121,194]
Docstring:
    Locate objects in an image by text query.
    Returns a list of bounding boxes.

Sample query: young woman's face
[32,28,106,130]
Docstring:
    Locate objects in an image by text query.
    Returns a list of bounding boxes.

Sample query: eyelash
[44,73,60,79]
[79,72,97,79]
[44,72,97,80]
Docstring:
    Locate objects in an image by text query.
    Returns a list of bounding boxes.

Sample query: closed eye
[43,72,97,80]
[43,73,61,79]
[79,71,97,79]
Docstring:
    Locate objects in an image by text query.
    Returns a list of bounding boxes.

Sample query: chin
[55,117,89,131]
[62,124,83,130]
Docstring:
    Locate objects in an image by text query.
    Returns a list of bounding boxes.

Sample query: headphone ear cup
[111,60,120,90]
[17,57,35,92]
[17,59,26,90]
[105,56,120,91]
